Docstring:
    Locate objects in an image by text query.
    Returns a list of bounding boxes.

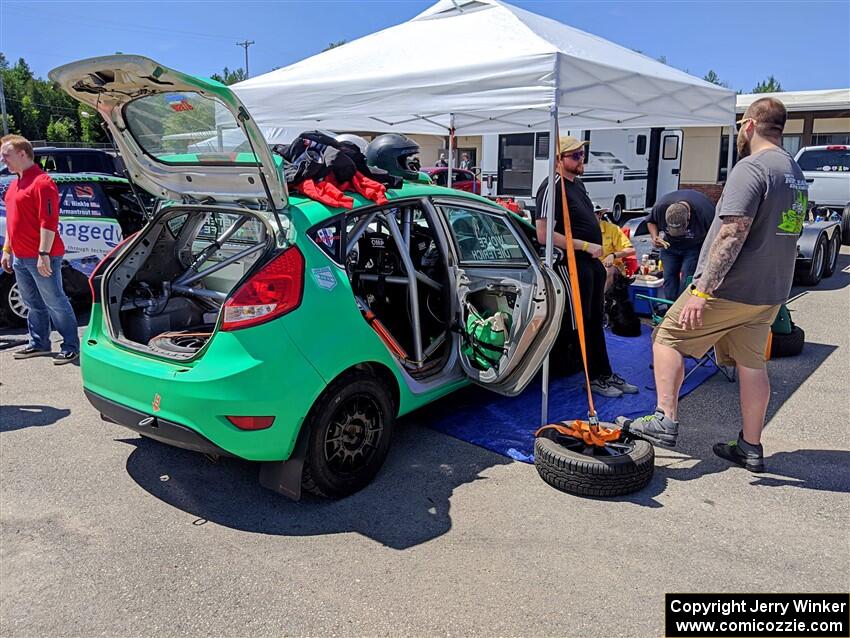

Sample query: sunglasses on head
[560,150,585,161]
[736,117,755,132]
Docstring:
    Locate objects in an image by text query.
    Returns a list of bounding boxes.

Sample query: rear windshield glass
[123,91,255,165]
[796,149,850,172]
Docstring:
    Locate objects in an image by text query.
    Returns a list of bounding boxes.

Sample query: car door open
[437,200,565,396]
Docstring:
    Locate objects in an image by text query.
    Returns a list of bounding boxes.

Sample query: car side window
[38,155,59,172]
[432,171,447,186]
[197,212,266,245]
[442,205,528,266]
[309,217,343,262]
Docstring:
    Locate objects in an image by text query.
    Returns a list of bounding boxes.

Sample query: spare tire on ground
[534,432,654,497]
[770,324,805,359]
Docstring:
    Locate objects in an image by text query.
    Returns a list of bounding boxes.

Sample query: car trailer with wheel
[623,213,843,289]
[794,216,842,286]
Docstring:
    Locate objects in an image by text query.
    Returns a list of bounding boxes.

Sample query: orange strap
[554,124,597,422]
[535,421,620,447]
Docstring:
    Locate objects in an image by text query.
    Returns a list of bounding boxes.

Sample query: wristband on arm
[689,284,713,300]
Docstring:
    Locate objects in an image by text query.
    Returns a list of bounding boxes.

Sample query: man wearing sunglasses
[534,136,637,398]
[617,97,807,473]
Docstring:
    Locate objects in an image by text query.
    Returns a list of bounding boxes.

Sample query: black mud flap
[258,420,311,501]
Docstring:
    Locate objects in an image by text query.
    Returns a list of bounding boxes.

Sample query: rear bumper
[81,307,327,461]
[86,389,233,457]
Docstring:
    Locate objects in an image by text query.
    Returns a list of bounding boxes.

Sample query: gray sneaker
[604,373,639,394]
[588,377,623,398]
[615,408,679,447]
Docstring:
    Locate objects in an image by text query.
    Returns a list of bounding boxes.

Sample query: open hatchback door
[49,55,287,210]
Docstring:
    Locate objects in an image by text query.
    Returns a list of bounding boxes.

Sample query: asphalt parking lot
[2,250,848,638]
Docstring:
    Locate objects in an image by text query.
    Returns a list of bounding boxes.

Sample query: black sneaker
[604,373,639,394]
[713,433,765,473]
[615,408,679,447]
[13,346,52,360]
[53,351,79,365]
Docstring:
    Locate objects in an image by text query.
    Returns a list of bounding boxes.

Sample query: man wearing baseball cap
[646,189,715,303]
[616,97,806,473]
[534,135,638,398]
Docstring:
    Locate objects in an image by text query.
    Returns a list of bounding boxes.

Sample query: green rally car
[50,55,565,498]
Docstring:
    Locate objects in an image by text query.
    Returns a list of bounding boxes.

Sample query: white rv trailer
[479,128,684,222]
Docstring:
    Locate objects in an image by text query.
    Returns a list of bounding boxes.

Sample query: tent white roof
[737,88,850,113]
[234,0,735,142]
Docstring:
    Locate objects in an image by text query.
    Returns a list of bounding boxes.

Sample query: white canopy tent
[234,0,736,422]
[235,0,734,137]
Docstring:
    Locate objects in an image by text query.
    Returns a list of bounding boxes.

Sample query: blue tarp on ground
[418,324,717,463]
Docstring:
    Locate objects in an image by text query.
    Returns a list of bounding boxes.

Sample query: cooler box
[629,278,665,316]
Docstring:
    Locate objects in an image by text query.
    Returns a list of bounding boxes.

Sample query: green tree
[752,75,783,93]
[78,105,108,145]
[46,117,77,143]
[210,67,247,85]
[1,54,83,141]
[703,70,728,87]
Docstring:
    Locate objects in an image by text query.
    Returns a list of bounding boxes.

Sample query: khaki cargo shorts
[653,292,780,369]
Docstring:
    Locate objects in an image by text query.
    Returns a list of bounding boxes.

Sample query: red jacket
[4,164,64,258]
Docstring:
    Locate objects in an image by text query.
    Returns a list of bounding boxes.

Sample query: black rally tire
[823,230,841,278]
[302,370,395,499]
[0,276,28,327]
[842,204,850,246]
[770,324,805,358]
[797,234,827,286]
[534,435,655,497]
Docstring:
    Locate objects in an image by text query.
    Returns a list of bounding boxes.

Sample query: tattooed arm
[696,216,753,296]
[678,215,753,330]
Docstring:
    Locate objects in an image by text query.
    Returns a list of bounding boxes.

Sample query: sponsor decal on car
[316,227,336,249]
[311,266,337,291]
[165,93,194,112]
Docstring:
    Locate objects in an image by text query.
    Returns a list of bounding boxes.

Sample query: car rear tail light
[226,415,275,430]
[825,145,847,150]
[88,232,138,304]
[221,246,304,331]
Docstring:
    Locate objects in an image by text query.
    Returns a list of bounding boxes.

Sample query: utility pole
[236,40,255,78]
[0,73,9,136]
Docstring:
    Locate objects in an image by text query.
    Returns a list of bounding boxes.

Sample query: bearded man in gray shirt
[616,97,807,472]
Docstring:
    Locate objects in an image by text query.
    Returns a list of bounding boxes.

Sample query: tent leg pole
[726,119,735,181]
[447,113,455,188]
[541,105,558,426]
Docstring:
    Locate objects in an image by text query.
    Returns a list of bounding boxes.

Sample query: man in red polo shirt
[1,135,79,364]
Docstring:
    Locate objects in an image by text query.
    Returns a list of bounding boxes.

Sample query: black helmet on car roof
[366,134,421,181]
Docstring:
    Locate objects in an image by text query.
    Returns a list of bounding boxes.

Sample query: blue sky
[2,0,848,93]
